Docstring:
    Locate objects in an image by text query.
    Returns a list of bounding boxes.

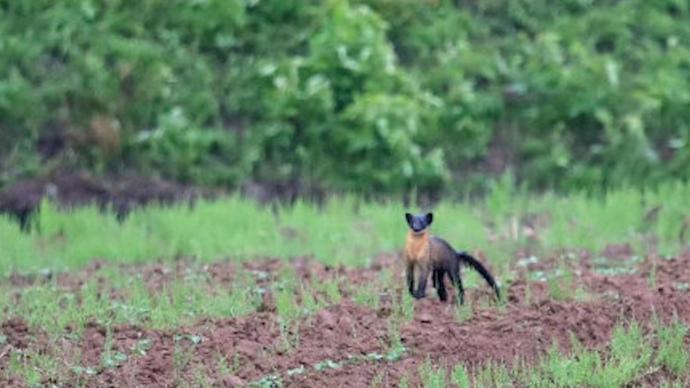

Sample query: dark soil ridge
[0,169,213,230]
[0,169,335,233]
[2,252,690,386]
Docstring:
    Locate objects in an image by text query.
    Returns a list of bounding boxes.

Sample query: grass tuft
[656,320,689,374]
[419,358,447,388]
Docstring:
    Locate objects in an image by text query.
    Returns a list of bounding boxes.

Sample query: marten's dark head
[405,212,433,233]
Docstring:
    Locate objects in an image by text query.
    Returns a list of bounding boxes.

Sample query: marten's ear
[425,212,433,226]
[405,212,413,227]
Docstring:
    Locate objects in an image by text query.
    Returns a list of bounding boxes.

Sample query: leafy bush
[1,0,689,194]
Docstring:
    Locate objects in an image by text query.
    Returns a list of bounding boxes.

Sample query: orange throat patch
[405,230,430,264]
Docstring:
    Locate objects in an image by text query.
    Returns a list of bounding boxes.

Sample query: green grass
[531,323,652,387]
[396,288,415,322]
[2,181,690,277]
[655,319,689,374]
[10,348,61,386]
[1,196,406,275]
[386,320,405,361]
[0,266,261,335]
[451,364,471,388]
[430,320,686,388]
[474,362,512,387]
[419,358,447,388]
[454,298,473,322]
[547,261,575,302]
[353,282,380,310]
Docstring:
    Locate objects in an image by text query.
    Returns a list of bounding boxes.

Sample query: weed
[540,342,603,387]
[548,262,574,301]
[395,288,415,321]
[386,320,406,361]
[215,353,233,377]
[319,278,342,305]
[101,325,127,369]
[537,321,653,387]
[353,283,380,310]
[313,359,341,371]
[7,346,66,386]
[172,335,197,384]
[607,321,652,383]
[648,256,658,288]
[274,270,302,351]
[524,281,532,305]
[660,381,685,388]
[455,298,473,322]
[299,284,320,315]
[452,364,471,388]
[7,351,24,379]
[250,374,283,388]
[193,367,213,388]
[656,320,688,374]
[573,286,590,302]
[277,318,300,352]
[510,359,534,387]
[419,358,447,388]
[475,362,512,387]
[398,373,410,388]
[370,371,385,388]
[275,268,299,319]
[133,338,153,357]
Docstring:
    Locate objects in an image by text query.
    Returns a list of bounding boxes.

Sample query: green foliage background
[1,0,689,194]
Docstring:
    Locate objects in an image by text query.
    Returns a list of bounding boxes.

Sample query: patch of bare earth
[2,252,690,386]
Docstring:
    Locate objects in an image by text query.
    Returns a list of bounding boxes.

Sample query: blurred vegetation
[1,0,689,194]
[3,179,689,275]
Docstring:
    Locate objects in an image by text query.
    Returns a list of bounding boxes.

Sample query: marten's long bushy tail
[457,252,501,300]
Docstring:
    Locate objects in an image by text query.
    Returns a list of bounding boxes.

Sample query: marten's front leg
[406,262,415,296]
[413,265,429,299]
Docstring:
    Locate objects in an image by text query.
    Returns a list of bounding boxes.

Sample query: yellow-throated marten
[404,212,500,304]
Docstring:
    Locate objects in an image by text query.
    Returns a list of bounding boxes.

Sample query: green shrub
[2,0,690,193]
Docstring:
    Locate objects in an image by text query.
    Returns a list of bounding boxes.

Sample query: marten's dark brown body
[404,212,500,304]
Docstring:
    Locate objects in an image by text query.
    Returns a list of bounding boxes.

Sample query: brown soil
[2,252,690,387]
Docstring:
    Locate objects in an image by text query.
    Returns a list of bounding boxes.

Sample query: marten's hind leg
[434,269,448,302]
[449,264,465,305]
